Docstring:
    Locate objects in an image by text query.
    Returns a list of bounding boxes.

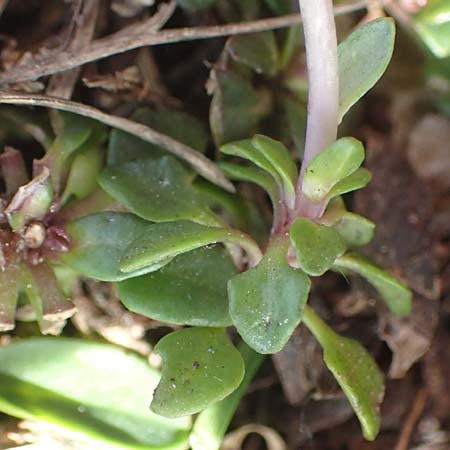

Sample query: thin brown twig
[0,0,176,86]
[0,91,235,192]
[47,0,99,99]
[394,388,428,450]
[0,0,371,85]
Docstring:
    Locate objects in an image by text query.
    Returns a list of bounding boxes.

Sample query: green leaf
[209,69,271,146]
[99,156,216,225]
[334,253,412,316]
[338,18,395,121]
[327,168,372,200]
[220,139,281,182]
[303,306,384,441]
[414,0,450,58]
[120,220,261,273]
[39,111,97,191]
[190,342,264,450]
[62,212,169,282]
[108,108,208,166]
[228,238,310,354]
[226,32,280,76]
[219,161,279,205]
[333,213,375,247]
[151,327,244,417]
[302,137,365,202]
[118,247,237,327]
[61,139,104,203]
[290,218,346,276]
[0,338,190,450]
[251,134,297,205]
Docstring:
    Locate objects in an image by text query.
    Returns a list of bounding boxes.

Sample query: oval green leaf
[62,212,168,282]
[151,327,244,417]
[339,18,395,121]
[99,156,215,225]
[251,134,297,206]
[0,338,190,450]
[228,238,310,354]
[302,137,365,202]
[118,247,237,327]
[333,252,412,316]
[327,167,372,200]
[290,218,346,276]
[226,31,280,76]
[303,306,384,441]
[120,220,260,273]
[333,212,375,247]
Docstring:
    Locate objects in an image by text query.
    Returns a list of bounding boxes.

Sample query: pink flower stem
[295,0,339,220]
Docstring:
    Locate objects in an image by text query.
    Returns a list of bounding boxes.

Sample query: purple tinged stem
[295,0,339,220]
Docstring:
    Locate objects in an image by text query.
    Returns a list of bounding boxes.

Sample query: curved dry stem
[0,91,235,193]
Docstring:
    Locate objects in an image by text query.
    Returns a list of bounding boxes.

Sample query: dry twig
[1,0,372,85]
[47,0,100,99]
[0,91,235,192]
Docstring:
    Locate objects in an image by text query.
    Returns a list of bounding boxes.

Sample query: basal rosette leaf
[151,327,244,418]
[62,212,171,282]
[0,338,190,450]
[99,156,217,225]
[118,247,237,327]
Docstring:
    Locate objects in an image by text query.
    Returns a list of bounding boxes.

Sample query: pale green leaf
[339,18,395,120]
[0,338,190,450]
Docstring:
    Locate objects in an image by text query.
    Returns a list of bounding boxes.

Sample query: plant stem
[189,342,265,450]
[295,0,339,220]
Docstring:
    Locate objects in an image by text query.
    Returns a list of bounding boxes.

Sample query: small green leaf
[303,306,384,441]
[0,338,190,449]
[339,18,395,121]
[334,253,412,316]
[120,220,261,273]
[219,161,279,205]
[290,218,346,276]
[414,0,450,58]
[62,212,168,281]
[251,134,297,205]
[118,247,237,327]
[327,168,372,200]
[228,238,310,354]
[333,213,375,247]
[302,137,365,202]
[61,140,104,203]
[209,69,271,146]
[226,32,280,76]
[151,327,244,417]
[108,108,208,166]
[38,111,97,191]
[221,139,280,182]
[99,156,216,224]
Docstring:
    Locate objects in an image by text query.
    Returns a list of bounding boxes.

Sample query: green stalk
[189,342,265,450]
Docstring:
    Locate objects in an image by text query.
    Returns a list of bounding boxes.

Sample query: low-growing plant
[0,1,414,449]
